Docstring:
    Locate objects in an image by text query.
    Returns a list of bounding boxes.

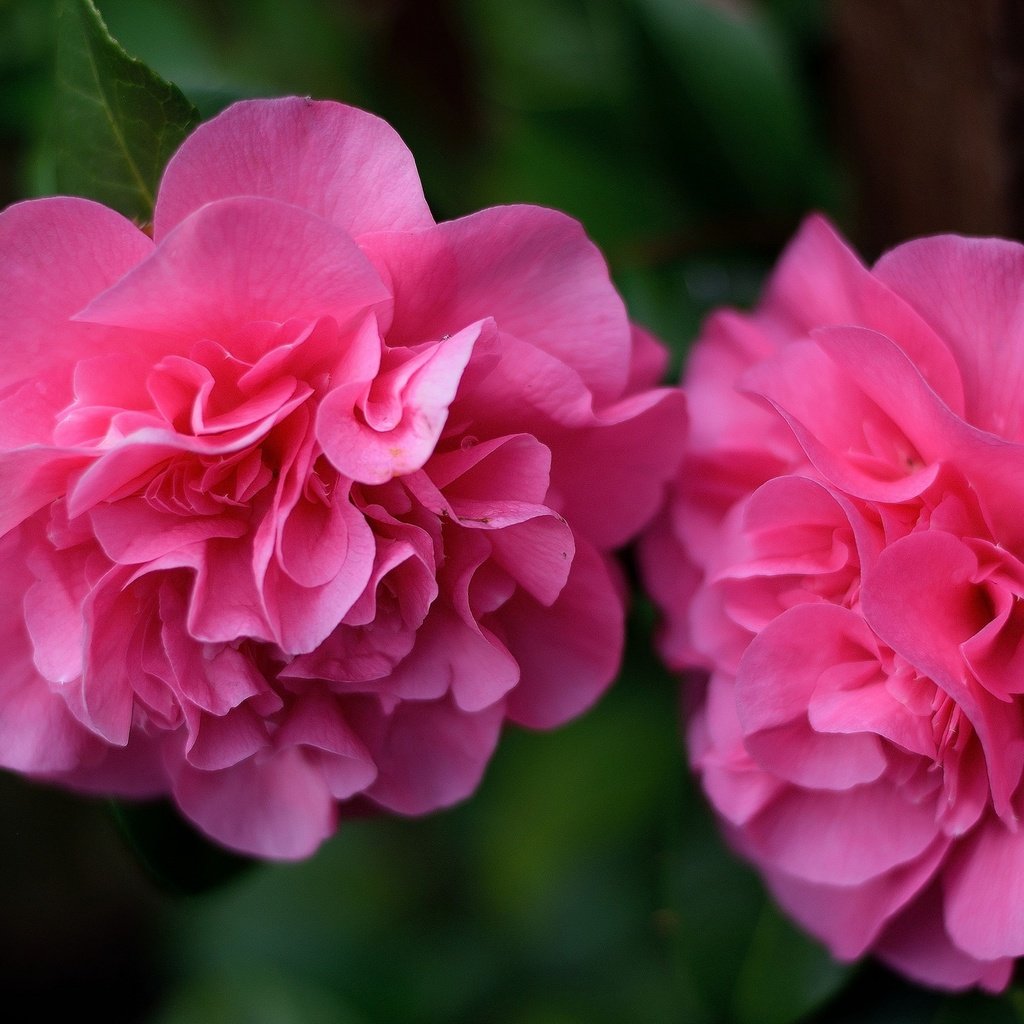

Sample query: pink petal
[761,213,964,410]
[383,604,520,713]
[170,745,336,860]
[863,531,1024,819]
[963,602,1024,701]
[723,475,857,579]
[0,533,97,773]
[480,509,574,607]
[736,603,875,731]
[153,97,434,240]
[274,693,377,800]
[77,196,391,341]
[377,611,470,702]
[22,534,93,685]
[426,433,552,506]
[236,314,381,394]
[89,497,247,564]
[153,587,273,718]
[0,197,153,394]
[874,233,1024,436]
[702,760,785,830]
[358,694,505,815]
[547,384,688,548]
[64,396,313,516]
[268,501,377,655]
[736,605,889,789]
[808,681,935,760]
[6,706,118,780]
[503,540,623,729]
[626,325,669,391]
[183,537,274,645]
[317,323,484,484]
[367,206,632,403]
[878,876,1013,991]
[744,333,944,504]
[66,572,146,746]
[316,748,380,802]
[278,488,373,590]
[173,483,375,654]
[692,672,787,826]
[944,816,1024,960]
[185,705,269,771]
[54,732,168,798]
[0,380,76,451]
[811,327,1024,540]
[0,448,95,536]
[743,779,940,885]
[754,834,949,959]
[684,307,796,464]
[744,719,886,791]
[282,617,416,689]
[339,521,438,632]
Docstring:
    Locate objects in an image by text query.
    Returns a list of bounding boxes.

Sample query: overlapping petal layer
[0,98,685,859]
[642,214,1024,989]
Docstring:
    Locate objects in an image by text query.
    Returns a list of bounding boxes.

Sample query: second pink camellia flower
[0,97,685,859]
[642,214,1024,991]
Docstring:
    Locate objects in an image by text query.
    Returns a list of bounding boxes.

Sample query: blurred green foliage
[3,0,1024,1022]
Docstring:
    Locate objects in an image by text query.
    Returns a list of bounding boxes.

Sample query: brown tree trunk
[832,0,1024,256]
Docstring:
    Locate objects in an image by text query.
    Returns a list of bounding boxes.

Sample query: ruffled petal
[358,695,505,815]
[878,878,1013,991]
[0,197,153,395]
[317,321,486,484]
[547,384,687,549]
[754,834,949,960]
[875,233,1024,436]
[367,207,632,403]
[944,817,1024,960]
[761,213,964,409]
[503,541,623,729]
[864,531,1024,820]
[78,196,391,341]
[170,745,336,860]
[743,780,940,886]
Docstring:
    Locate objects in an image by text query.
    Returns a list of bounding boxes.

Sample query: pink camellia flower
[642,214,1024,990]
[0,97,684,859]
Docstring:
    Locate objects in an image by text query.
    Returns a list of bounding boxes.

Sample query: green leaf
[55,0,198,223]
[732,900,853,1024]
[663,762,854,1024]
[663,786,764,1023]
[109,799,254,896]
